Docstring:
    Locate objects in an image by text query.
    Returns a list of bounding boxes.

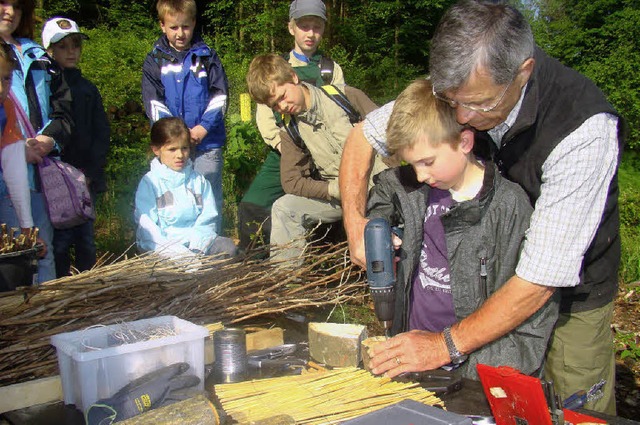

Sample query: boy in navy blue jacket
[42,17,110,277]
[142,0,228,235]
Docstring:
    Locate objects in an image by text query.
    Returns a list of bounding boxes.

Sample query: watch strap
[443,326,467,364]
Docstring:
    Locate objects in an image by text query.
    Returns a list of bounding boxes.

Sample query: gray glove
[85,362,201,425]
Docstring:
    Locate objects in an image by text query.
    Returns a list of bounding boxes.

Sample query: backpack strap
[283,115,305,151]
[282,85,361,152]
[9,91,37,138]
[151,48,178,66]
[319,85,361,124]
[319,56,334,85]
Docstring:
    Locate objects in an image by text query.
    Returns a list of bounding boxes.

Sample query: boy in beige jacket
[246,54,387,262]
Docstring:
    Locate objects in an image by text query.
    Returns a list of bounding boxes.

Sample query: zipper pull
[480,258,488,299]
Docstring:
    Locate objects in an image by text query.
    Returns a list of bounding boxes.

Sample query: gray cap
[289,0,327,20]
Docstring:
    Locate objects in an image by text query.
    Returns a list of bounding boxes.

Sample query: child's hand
[190,125,208,145]
[25,139,43,164]
[391,233,403,250]
[35,237,48,258]
[32,135,55,157]
[25,136,55,162]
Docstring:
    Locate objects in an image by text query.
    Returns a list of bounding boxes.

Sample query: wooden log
[119,395,220,425]
[308,322,368,367]
[246,328,284,352]
[0,375,62,413]
[361,336,388,372]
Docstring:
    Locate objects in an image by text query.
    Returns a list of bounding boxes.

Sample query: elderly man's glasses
[432,78,514,113]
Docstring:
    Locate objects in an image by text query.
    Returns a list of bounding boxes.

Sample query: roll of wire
[213,328,248,383]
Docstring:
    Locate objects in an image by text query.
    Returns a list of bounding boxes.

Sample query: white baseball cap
[41,17,88,49]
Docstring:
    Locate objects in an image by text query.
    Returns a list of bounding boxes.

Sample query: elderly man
[340,0,622,414]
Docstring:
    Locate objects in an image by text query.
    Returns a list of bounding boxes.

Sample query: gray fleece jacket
[367,163,559,379]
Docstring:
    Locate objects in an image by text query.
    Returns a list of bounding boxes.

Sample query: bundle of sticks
[0,241,366,386]
[215,367,444,424]
[0,224,39,254]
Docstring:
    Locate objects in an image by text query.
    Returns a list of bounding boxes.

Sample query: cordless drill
[364,218,396,337]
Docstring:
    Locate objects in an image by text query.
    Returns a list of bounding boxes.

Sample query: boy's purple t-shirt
[409,188,457,332]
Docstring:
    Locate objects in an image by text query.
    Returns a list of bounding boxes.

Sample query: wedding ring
[395,356,401,365]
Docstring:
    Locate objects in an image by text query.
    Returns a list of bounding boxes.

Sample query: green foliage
[219,115,266,235]
[619,152,640,285]
[206,34,254,117]
[531,0,640,149]
[202,1,290,56]
[326,303,379,329]
[80,27,156,109]
[94,114,150,256]
[615,330,640,361]
[41,0,81,19]
[325,44,422,105]
[42,0,157,29]
[223,115,267,204]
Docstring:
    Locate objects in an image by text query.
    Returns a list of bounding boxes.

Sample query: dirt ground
[613,284,640,419]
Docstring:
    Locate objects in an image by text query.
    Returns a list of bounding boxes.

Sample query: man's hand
[190,125,208,145]
[368,330,450,378]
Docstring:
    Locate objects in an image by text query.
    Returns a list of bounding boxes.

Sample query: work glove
[85,362,201,425]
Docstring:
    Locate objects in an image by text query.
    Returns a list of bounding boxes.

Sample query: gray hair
[429,0,534,92]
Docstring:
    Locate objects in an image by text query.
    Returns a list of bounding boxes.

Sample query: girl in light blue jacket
[134,117,235,258]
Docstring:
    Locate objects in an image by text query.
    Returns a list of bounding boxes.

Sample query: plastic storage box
[50,315,208,413]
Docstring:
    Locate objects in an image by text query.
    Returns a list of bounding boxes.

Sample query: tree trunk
[394,0,400,91]
[119,395,220,425]
[238,3,244,46]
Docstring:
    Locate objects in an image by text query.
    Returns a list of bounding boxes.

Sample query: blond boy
[365,79,558,380]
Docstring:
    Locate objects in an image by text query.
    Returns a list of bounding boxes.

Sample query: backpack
[11,92,95,229]
[282,51,335,85]
[37,157,95,229]
[284,85,362,151]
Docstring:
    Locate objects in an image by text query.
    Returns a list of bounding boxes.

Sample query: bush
[221,115,267,235]
[619,152,640,285]
[81,27,156,110]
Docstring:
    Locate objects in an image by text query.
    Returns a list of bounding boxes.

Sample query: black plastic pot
[0,246,39,292]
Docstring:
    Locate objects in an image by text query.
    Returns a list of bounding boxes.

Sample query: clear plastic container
[50,315,208,413]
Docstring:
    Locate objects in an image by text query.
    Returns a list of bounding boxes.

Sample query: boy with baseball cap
[41,17,110,277]
[238,0,345,252]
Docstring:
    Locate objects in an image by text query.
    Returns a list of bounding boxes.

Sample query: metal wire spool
[213,328,248,383]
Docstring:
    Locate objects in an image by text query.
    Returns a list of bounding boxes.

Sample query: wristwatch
[443,326,468,365]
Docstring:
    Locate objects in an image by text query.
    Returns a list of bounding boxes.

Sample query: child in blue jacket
[142,0,228,236]
[0,0,74,283]
[134,117,235,259]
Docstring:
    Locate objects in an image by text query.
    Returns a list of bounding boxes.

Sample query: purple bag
[38,157,95,229]
[9,91,95,230]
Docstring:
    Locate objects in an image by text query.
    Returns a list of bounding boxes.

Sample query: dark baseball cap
[289,0,327,21]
